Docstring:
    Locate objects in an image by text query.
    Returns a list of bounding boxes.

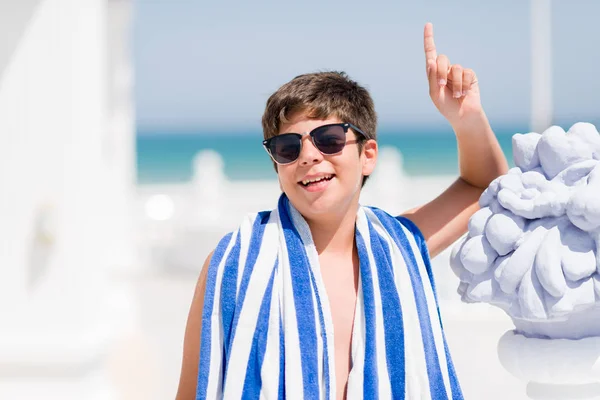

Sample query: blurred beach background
[1,0,600,399]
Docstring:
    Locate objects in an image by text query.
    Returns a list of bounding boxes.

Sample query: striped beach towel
[197,194,463,399]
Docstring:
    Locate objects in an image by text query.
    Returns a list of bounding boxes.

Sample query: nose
[297,135,322,166]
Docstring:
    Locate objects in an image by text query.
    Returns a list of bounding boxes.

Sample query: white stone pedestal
[498,331,600,399]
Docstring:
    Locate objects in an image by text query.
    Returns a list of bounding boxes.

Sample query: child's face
[276,112,377,221]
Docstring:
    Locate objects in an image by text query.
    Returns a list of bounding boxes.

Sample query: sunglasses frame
[262,123,368,165]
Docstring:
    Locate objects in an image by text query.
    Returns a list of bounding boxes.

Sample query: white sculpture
[452,122,600,339]
[451,122,600,399]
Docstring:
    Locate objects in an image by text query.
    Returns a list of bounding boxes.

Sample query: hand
[424,22,483,126]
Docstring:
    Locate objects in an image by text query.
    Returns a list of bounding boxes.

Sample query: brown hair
[261,71,377,185]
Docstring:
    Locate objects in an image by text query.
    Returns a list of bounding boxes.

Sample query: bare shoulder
[175,250,214,400]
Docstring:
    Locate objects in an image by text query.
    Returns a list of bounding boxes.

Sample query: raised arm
[401,23,508,258]
[176,251,213,400]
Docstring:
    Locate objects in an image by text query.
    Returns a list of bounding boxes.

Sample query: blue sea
[136,127,521,185]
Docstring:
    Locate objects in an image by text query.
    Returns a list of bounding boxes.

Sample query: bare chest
[320,256,359,400]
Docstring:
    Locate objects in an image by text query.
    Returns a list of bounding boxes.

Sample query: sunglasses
[262,123,367,165]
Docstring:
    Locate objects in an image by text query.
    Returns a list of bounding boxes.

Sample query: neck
[304,201,360,256]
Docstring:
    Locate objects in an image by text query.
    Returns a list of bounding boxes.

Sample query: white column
[530,0,553,133]
[104,0,138,273]
[0,0,130,398]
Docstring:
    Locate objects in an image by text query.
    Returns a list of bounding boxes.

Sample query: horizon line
[136,123,534,136]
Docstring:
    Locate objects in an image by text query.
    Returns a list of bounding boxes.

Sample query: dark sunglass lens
[269,135,301,164]
[313,125,346,154]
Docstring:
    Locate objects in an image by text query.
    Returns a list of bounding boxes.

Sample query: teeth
[302,175,332,186]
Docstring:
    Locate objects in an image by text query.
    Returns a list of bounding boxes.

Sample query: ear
[361,140,378,176]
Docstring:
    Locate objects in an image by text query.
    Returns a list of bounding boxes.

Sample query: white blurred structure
[530,0,553,133]
[136,146,453,274]
[0,0,136,398]
[105,0,138,273]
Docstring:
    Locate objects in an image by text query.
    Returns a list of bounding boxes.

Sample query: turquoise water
[136,128,520,185]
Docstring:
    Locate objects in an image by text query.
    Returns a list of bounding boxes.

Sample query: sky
[133,0,600,133]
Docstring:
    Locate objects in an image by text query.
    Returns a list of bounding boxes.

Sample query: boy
[176,23,508,399]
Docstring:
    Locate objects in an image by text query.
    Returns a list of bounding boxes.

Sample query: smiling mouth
[299,174,335,187]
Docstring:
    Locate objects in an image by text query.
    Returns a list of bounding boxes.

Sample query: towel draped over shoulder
[196,194,463,399]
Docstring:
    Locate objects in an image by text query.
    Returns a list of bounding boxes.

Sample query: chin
[288,190,356,221]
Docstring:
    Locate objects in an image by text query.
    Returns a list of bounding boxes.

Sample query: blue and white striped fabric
[197,194,463,399]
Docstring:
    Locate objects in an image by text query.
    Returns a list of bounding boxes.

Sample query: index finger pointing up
[424,22,437,63]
